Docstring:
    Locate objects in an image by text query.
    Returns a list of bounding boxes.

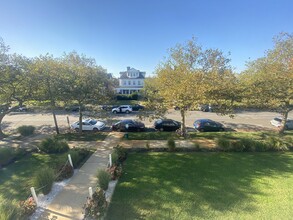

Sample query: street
[2,109,291,134]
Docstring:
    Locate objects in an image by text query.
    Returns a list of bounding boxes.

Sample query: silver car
[270,117,293,130]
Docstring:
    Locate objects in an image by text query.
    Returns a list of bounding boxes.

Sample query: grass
[54,132,107,141]
[126,130,293,141]
[107,152,293,220]
[0,153,68,201]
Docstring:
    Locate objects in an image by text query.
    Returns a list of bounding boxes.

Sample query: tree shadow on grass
[106,152,293,220]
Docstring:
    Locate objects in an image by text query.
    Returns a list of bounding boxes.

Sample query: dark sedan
[112,119,145,132]
[131,104,145,111]
[154,119,181,131]
[193,119,224,132]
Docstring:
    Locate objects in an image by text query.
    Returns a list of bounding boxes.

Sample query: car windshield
[274,118,282,122]
[88,119,97,125]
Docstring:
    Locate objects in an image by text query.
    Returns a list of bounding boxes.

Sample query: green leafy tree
[0,38,35,138]
[61,52,110,133]
[143,38,238,137]
[241,33,293,133]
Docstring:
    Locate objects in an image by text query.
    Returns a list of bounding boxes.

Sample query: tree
[0,38,35,138]
[241,33,293,133]
[61,52,110,133]
[144,38,238,137]
[30,54,67,134]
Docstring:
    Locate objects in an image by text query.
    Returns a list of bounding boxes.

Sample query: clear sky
[0,0,292,76]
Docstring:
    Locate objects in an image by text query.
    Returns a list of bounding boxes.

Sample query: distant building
[115,67,146,94]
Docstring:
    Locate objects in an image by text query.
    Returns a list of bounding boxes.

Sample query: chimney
[127,66,130,71]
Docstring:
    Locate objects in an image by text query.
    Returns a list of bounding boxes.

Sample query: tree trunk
[79,106,83,134]
[279,110,289,134]
[180,109,186,137]
[0,113,6,139]
[52,110,60,134]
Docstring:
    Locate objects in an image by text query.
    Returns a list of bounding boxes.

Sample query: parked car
[71,119,106,132]
[131,104,144,111]
[270,117,293,130]
[112,105,132,114]
[65,105,85,112]
[193,119,224,132]
[112,119,145,132]
[154,119,181,131]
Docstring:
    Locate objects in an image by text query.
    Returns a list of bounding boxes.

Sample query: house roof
[119,71,145,79]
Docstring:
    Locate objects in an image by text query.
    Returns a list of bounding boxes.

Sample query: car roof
[194,119,215,123]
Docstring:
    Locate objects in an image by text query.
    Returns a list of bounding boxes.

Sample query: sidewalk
[38,132,123,220]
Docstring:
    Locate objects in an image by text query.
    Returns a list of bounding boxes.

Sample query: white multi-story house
[115,67,146,94]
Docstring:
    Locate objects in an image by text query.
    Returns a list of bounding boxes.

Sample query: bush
[0,201,20,220]
[0,147,26,167]
[267,136,288,151]
[19,197,37,216]
[113,145,127,163]
[107,164,123,180]
[55,164,74,181]
[97,169,110,191]
[33,166,55,195]
[17,125,35,136]
[167,138,176,152]
[217,138,231,151]
[83,188,107,219]
[39,137,69,154]
[68,148,91,168]
[111,151,119,165]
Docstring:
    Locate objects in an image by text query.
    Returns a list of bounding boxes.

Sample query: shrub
[111,151,119,165]
[267,136,288,151]
[19,197,37,216]
[107,164,123,180]
[217,138,231,151]
[239,138,256,152]
[97,169,110,191]
[33,166,55,195]
[167,138,176,152]
[56,164,74,181]
[68,148,91,168]
[113,145,127,163]
[17,125,35,136]
[39,137,69,154]
[0,201,20,220]
[0,147,26,167]
[83,188,107,219]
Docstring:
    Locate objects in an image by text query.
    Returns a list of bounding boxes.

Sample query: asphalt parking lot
[2,109,291,134]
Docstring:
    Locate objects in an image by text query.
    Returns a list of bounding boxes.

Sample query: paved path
[38,132,123,220]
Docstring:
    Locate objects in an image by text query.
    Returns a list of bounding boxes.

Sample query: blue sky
[1,0,292,76]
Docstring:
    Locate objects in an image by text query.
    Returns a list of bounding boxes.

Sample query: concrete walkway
[39,132,123,220]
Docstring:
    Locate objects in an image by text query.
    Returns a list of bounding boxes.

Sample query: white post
[89,187,93,199]
[30,187,38,206]
[68,154,73,168]
[109,154,112,167]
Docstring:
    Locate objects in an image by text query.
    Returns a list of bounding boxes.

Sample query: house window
[133,81,136,85]
[138,80,141,85]
[128,81,131,85]
[123,81,126,85]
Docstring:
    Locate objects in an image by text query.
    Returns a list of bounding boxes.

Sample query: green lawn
[0,153,68,201]
[107,152,293,220]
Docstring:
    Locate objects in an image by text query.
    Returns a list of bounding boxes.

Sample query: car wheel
[159,128,164,132]
[113,110,117,114]
[125,110,129,114]
[75,128,79,132]
[199,128,205,132]
[219,128,225,132]
[93,128,98,132]
[117,128,121,132]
